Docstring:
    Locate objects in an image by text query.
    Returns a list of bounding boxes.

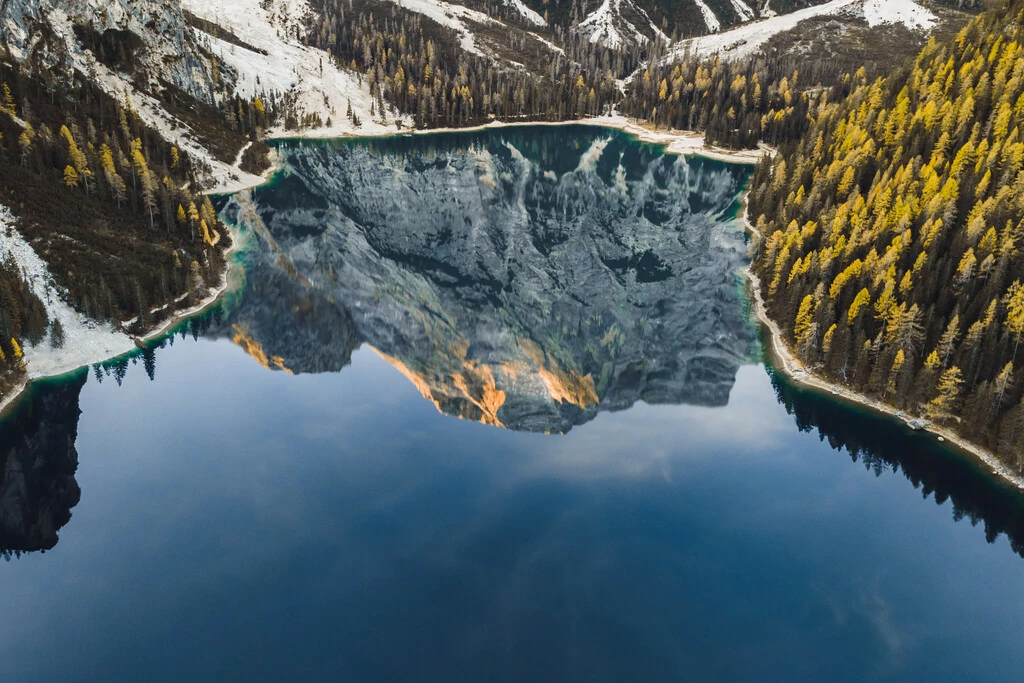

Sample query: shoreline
[207,115,772,196]
[268,114,772,154]
[0,222,244,420]
[741,205,1024,491]
[8,120,1020,495]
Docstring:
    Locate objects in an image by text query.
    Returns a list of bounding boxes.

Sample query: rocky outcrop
[0,369,85,557]
[1,0,218,103]
[220,126,757,433]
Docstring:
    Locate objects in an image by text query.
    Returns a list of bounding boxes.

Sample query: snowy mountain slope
[668,0,859,60]
[569,0,847,50]
[36,6,263,193]
[0,0,218,103]
[664,0,935,61]
[379,0,500,55]
[182,0,411,142]
[507,0,546,26]
[575,0,671,49]
[694,0,722,32]
[0,206,134,383]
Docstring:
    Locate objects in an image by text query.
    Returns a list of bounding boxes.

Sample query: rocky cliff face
[1,0,217,102]
[219,127,756,433]
[0,370,85,557]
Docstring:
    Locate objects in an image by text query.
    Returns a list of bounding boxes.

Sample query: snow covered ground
[0,206,135,382]
[860,0,935,32]
[44,7,266,195]
[666,0,935,62]
[381,0,499,55]
[693,0,721,33]
[183,0,413,150]
[576,0,670,49]
[729,0,756,23]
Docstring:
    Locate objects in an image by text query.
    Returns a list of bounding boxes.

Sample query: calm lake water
[2,126,1023,682]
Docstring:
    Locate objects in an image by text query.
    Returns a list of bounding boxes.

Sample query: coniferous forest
[306,0,625,128]
[0,55,242,391]
[748,1,1024,471]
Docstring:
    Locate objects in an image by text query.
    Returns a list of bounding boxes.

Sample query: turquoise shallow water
[1,127,1022,682]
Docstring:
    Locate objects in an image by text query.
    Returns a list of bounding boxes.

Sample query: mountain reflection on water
[2,126,1023,570]
[217,126,756,433]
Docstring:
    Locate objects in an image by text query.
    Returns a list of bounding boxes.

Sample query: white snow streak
[861,0,934,31]
[729,0,756,23]
[529,31,565,55]
[182,0,412,155]
[669,0,859,61]
[507,0,546,26]
[693,0,721,33]
[383,0,498,55]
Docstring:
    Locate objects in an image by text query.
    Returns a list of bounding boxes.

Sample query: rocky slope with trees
[748,0,1024,473]
[0,0,278,396]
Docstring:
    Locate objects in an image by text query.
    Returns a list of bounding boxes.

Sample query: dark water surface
[2,127,1023,682]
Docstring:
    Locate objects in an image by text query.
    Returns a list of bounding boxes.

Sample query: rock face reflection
[0,372,85,558]
[219,126,756,432]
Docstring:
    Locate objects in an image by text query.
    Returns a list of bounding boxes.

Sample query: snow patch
[729,0,756,23]
[667,0,861,61]
[577,0,670,49]
[860,0,934,31]
[182,0,413,158]
[383,0,498,55]
[506,0,546,26]
[0,206,135,380]
[693,0,721,33]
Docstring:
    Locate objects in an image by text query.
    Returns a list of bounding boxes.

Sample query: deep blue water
[1,127,1023,682]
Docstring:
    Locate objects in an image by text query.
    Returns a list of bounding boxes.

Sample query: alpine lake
[2,125,1023,682]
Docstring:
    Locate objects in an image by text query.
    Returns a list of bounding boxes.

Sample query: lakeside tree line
[0,52,234,389]
[748,1,1024,472]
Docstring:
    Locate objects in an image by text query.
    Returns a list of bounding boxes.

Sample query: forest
[0,44,252,392]
[748,0,1024,471]
[306,0,628,128]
